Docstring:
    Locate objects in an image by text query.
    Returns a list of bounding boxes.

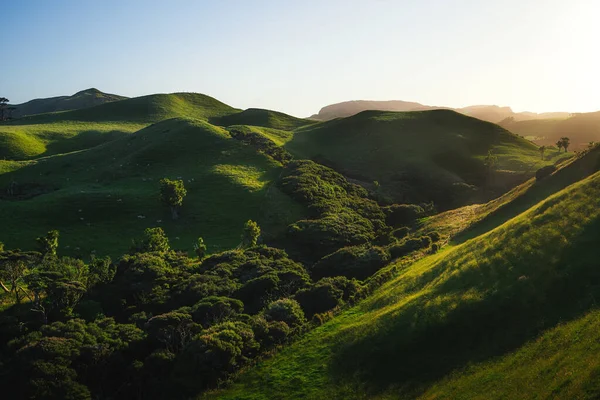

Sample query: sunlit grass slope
[0,118,305,258]
[0,92,240,160]
[287,109,571,207]
[207,168,600,400]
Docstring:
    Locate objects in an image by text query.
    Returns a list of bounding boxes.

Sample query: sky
[2,0,599,117]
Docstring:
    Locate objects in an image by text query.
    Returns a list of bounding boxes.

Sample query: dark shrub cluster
[229,128,292,165]
[383,204,425,227]
[389,236,432,259]
[536,165,557,181]
[312,244,391,280]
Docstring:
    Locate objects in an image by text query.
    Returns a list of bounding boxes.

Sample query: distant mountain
[10,88,127,118]
[311,100,571,124]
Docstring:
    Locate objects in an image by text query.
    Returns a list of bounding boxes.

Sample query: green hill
[211,108,314,131]
[207,154,600,400]
[0,118,304,258]
[0,92,240,160]
[501,111,600,151]
[11,88,127,118]
[287,109,571,209]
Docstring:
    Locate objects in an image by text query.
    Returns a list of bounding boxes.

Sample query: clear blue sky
[2,0,599,117]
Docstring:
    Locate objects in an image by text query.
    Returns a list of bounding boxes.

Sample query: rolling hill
[500,111,600,151]
[0,117,305,258]
[206,146,600,400]
[287,109,571,209]
[10,88,127,118]
[311,100,570,124]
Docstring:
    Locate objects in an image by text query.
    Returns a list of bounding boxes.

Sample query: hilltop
[10,88,127,118]
[288,109,570,210]
[311,99,570,123]
[501,111,600,150]
[207,146,600,400]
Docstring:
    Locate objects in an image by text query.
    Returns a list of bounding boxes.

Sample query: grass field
[0,118,305,258]
[206,159,600,399]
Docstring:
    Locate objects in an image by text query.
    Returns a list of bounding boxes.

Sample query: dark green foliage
[159,178,187,220]
[392,226,411,239]
[263,298,305,328]
[536,165,557,181]
[241,220,261,248]
[294,278,350,318]
[383,204,425,227]
[427,231,442,243]
[37,230,60,258]
[188,296,244,327]
[131,227,170,253]
[312,245,391,280]
[145,311,200,352]
[194,237,207,259]
[389,236,432,259]
[229,128,292,164]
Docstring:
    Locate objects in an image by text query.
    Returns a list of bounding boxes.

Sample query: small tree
[194,237,207,259]
[539,145,546,160]
[560,137,570,152]
[36,230,59,258]
[240,220,260,248]
[0,97,9,121]
[134,227,170,253]
[159,178,187,220]
[555,140,563,152]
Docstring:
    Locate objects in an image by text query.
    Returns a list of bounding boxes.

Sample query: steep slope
[207,163,600,400]
[212,108,314,131]
[311,100,570,123]
[0,118,305,258]
[501,111,600,150]
[287,109,571,209]
[0,92,240,160]
[10,88,127,118]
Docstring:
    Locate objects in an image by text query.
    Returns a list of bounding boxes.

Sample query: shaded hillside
[0,118,305,257]
[287,109,571,209]
[501,111,600,150]
[311,100,570,123]
[207,161,600,400]
[0,93,241,160]
[10,88,127,118]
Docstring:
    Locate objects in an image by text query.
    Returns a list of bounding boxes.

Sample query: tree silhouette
[560,137,570,152]
[0,97,9,121]
[159,178,187,220]
[539,145,546,160]
[555,140,563,152]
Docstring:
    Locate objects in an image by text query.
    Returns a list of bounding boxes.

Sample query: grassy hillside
[287,109,571,209]
[10,88,127,118]
[0,92,240,160]
[207,161,600,400]
[501,111,600,150]
[0,118,305,258]
[212,108,314,131]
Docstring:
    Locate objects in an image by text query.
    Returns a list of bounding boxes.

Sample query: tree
[555,140,563,152]
[539,145,546,160]
[240,220,260,248]
[133,227,170,253]
[0,97,9,121]
[194,237,207,259]
[560,137,570,152]
[159,179,187,220]
[37,230,60,258]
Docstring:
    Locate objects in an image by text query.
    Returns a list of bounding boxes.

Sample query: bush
[190,296,244,327]
[294,282,343,318]
[263,298,305,328]
[392,227,411,240]
[431,243,440,253]
[389,236,432,259]
[536,165,557,181]
[383,204,424,227]
[312,245,391,280]
[427,231,442,242]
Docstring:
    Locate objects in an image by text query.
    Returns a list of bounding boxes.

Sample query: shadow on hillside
[327,214,600,397]
[453,150,599,245]
[41,129,129,158]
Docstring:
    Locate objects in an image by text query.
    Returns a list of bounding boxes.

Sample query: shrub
[389,236,432,259]
[536,165,557,181]
[312,245,391,280]
[263,298,305,328]
[294,282,343,318]
[392,227,411,239]
[431,243,440,253]
[190,296,244,327]
[427,231,442,242]
[383,204,424,227]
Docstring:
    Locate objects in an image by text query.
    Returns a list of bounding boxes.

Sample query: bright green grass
[207,169,600,400]
[286,109,571,205]
[0,118,305,258]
